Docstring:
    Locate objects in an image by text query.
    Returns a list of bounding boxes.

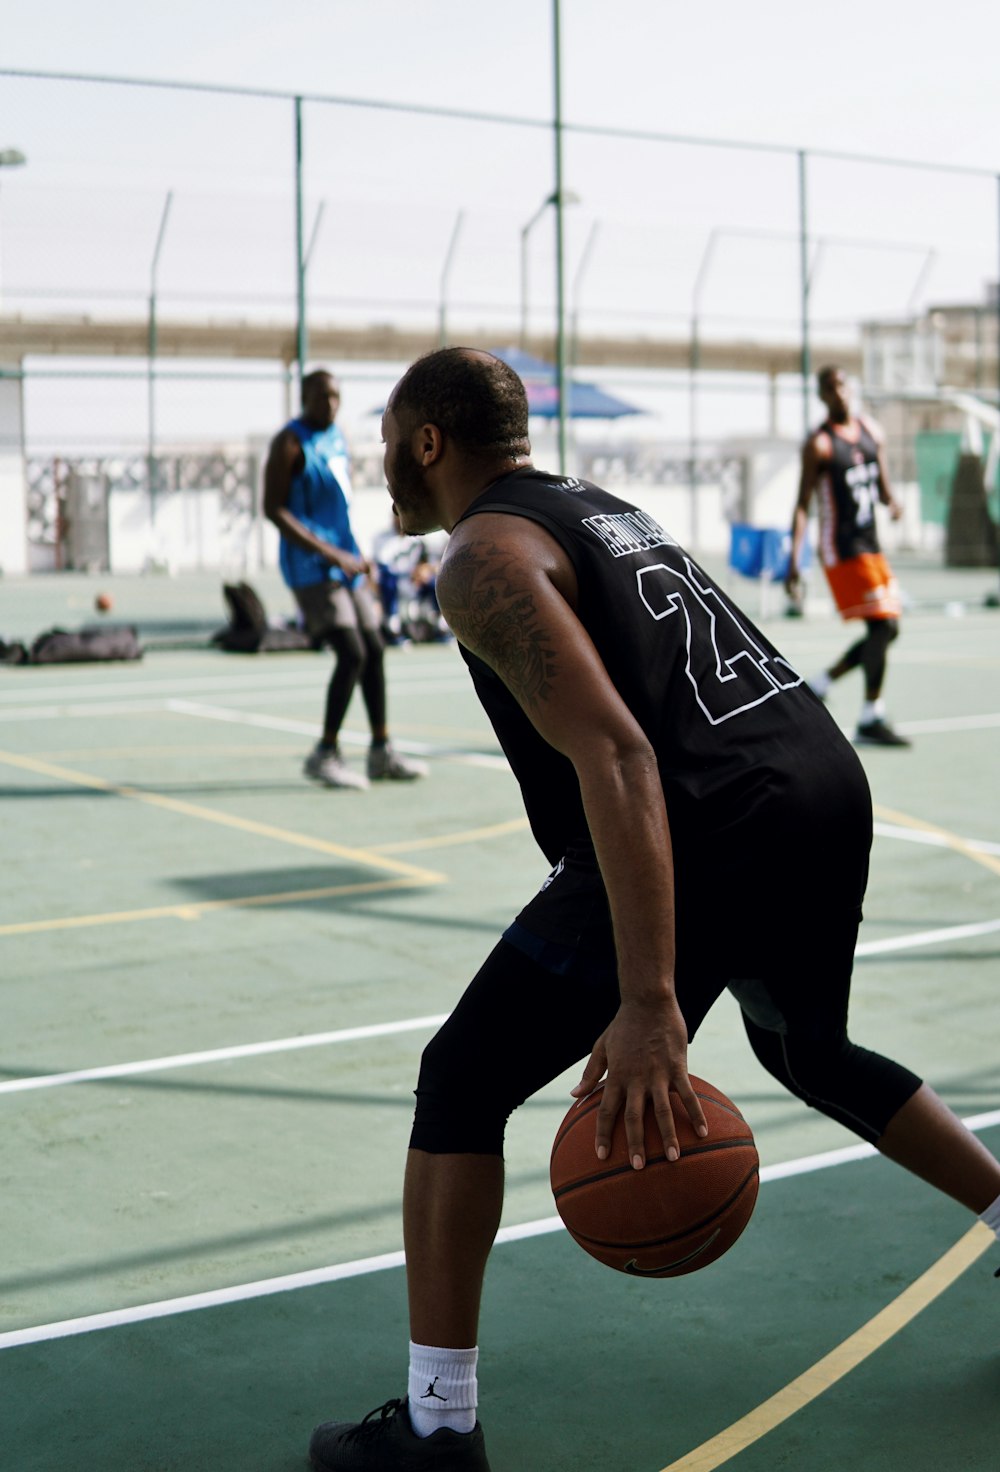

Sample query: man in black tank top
[305,350,1000,1472]
[786,365,909,747]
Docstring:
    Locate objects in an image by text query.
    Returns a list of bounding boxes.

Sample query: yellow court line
[34,744,305,759]
[370,817,531,855]
[873,802,1000,880]
[0,747,443,886]
[0,876,435,938]
[659,1222,994,1472]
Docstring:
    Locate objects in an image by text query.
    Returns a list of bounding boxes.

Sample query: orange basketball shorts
[824,552,901,621]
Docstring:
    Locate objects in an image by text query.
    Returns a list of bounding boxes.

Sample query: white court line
[874,822,1000,857]
[0,700,173,723]
[166,699,434,755]
[897,712,1000,735]
[3,1110,998,1353]
[0,671,335,706]
[168,699,510,768]
[0,1014,449,1096]
[0,696,505,766]
[855,916,1000,956]
[2,916,997,1099]
[0,681,472,724]
[173,678,473,708]
[0,659,463,706]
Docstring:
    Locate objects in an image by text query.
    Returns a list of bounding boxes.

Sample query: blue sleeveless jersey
[278,418,361,589]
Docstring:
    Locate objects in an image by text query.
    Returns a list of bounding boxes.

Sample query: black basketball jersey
[455,470,864,874]
[817,418,883,564]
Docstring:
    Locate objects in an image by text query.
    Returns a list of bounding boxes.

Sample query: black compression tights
[408,940,922,1155]
[323,626,386,741]
[739,1014,921,1145]
[833,618,899,701]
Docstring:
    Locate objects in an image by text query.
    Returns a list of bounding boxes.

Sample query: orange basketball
[550,1076,759,1277]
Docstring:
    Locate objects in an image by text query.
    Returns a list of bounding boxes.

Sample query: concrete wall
[108,487,282,575]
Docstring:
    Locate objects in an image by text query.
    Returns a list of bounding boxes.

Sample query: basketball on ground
[550,1076,759,1277]
[95,592,113,613]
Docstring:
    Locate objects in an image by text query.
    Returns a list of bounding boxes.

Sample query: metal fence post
[798,149,811,439]
[552,0,568,476]
[294,97,307,386]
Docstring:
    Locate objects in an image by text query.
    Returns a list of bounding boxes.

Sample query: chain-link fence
[1,67,997,574]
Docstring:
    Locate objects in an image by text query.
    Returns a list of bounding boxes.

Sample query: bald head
[389,348,530,463]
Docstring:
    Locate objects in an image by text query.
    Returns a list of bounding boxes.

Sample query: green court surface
[1,556,998,1471]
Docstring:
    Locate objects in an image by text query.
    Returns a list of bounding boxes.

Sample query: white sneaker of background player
[303,744,370,789]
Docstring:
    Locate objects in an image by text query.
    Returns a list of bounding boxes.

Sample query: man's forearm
[576,742,676,1001]
[788,504,809,569]
[267,504,337,563]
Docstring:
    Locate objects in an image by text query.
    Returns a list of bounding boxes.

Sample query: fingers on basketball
[593,1079,623,1161]
[550,1076,759,1278]
[651,1088,681,1164]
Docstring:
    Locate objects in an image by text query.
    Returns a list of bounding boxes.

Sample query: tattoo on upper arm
[438,542,558,711]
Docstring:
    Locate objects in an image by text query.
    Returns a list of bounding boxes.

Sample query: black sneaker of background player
[854,718,911,748]
[309,1398,491,1471]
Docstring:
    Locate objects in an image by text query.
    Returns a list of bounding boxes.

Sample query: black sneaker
[854,719,911,748]
[309,1397,491,1471]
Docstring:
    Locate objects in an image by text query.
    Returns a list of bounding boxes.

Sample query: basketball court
[1,558,998,1470]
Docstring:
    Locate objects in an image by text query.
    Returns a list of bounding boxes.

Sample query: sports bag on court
[29,625,144,664]
[215,581,314,653]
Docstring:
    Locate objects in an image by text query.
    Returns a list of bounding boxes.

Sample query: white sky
[3,1,1000,451]
[5,0,1000,168]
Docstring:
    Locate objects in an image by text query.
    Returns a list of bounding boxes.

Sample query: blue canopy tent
[490,347,644,421]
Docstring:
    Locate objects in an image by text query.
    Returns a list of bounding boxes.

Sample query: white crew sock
[860,698,885,725]
[808,671,832,700]
[407,1341,478,1438]
[978,1189,1000,1240]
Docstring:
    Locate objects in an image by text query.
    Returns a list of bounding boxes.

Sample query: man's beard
[388,441,433,531]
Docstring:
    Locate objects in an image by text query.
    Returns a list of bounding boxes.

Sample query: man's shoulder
[265,422,306,475]
[804,424,833,460]
[856,413,885,448]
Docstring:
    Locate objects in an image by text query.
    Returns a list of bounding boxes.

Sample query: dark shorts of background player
[292,579,382,642]
[410,810,922,1158]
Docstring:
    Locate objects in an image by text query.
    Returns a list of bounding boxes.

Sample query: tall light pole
[569,219,600,371]
[0,148,27,315]
[438,210,465,348]
[520,194,555,352]
[520,189,579,352]
[148,190,173,527]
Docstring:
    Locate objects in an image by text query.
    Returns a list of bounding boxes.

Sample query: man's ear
[414,422,444,467]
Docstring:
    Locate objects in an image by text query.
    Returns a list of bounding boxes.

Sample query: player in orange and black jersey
[786,364,910,747]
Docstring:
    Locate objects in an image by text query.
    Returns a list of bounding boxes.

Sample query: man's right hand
[571,995,707,1171]
[331,549,369,579]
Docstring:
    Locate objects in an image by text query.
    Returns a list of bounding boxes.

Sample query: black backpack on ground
[215,581,314,653]
[29,624,144,664]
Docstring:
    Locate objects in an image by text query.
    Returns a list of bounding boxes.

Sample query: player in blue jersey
[264,369,427,789]
[306,350,1000,1472]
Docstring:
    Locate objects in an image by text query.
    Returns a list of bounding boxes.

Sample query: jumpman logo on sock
[420,1376,448,1402]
